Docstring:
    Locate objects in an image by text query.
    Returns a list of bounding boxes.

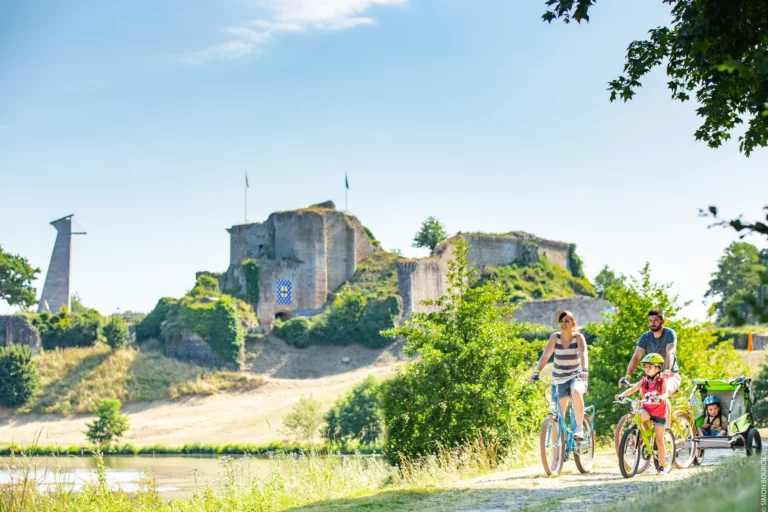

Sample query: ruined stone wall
[399,232,576,320]
[228,223,270,265]
[463,235,520,271]
[0,316,41,352]
[398,260,446,318]
[326,212,354,293]
[513,296,614,327]
[256,260,304,325]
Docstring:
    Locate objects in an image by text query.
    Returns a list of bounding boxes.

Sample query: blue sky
[1,0,766,320]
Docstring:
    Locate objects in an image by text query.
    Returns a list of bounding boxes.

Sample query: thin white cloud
[183,0,408,64]
[181,41,260,65]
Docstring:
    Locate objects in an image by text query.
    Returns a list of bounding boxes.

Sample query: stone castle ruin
[397,232,612,325]
[200,201,378,326]
[200,201,611,330]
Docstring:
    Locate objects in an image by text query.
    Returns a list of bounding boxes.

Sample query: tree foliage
[412,216,448,253]
[544,0,768,156]
[85,398,130,446]
[0,246,39,309]
[324,376,383,445]
[0,344,39,407]
[30,309,104,350]
[283,395,324,444]
[103,315,130,350]
[588,264,749,436]
[594,265,624,299]
[705,242,768,326]
[380,239,547,463]
[135,297,176,342]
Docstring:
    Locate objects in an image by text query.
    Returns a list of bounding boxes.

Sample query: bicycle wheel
[540,414,565,476]
[671,411,697,469]
[618,425,641,479]
[614,413,633,457]
[652,428,676,473]
[574,414,595,473]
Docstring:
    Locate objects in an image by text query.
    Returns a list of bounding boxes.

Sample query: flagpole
[345,172,348,213]
[244,171,248,223]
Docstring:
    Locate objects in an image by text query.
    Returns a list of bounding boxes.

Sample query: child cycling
[615,353,669,475]
[699,396,728,436]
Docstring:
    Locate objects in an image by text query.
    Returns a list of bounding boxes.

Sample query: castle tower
[37,214,85,313]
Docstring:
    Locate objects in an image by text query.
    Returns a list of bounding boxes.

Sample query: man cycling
[619,308,680,423]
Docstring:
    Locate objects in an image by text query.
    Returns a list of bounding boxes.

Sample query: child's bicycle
[615,396,676,478]
[614,386,697,470]
[537,376,596,476]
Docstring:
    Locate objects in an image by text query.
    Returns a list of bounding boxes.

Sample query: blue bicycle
[537,376,596,475]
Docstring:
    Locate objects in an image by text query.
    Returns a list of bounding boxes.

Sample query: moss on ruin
[335,251,402,300]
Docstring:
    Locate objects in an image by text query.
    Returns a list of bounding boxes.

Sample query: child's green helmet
[641,353,665,368]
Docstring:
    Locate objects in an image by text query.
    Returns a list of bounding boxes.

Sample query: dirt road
[0,339,408,447]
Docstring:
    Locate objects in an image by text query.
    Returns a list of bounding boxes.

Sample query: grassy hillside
[21,343,263,415]
[335,251,401,300]
[476,257,596,302]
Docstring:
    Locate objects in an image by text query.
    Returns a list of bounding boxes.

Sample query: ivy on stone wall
[568,244,585,278]
[136,297,177,342]
[181,297,244,365]
[242,260,260,304]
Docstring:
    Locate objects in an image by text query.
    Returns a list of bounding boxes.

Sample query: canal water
[0,454,273,499]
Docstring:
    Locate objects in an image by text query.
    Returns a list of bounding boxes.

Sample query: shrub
[182,297,244,365]
[311,293,399,348]
[135,297,176,342]
[31,309,104,350]
[189,275,220,298]
[85,398,129,446]
[242,260,260,303]
[325,376,383,445]
[568,244,585,278]
[380,239,548,464]
[753,362,768,427]
[274,317,311,348]
[103,315,129,350]
[0,344,39,407]
[283,395,324,444]
[587,264,749,436]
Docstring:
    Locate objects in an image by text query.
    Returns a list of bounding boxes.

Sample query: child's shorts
[641,404,666,425]
[701,428,722,436]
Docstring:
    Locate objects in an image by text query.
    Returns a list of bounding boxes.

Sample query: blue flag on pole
[345,174,349,190]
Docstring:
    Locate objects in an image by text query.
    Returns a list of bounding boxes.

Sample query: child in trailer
[698,396,728,437]
[615,353,669,475]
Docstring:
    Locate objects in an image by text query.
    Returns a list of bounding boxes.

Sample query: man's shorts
[556,376,587,399]
[666,373,681,396]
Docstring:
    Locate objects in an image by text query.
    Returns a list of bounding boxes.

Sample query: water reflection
[0,455,272,499]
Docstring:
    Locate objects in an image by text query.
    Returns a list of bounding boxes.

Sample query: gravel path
[444,449,733,512]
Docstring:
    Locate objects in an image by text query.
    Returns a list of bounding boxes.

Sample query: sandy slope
[0,338,410,447]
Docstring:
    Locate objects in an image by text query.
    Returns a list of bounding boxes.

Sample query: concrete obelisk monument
[37,214,86,313]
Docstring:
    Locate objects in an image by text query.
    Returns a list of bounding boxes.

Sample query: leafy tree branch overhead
[543,0,768,156]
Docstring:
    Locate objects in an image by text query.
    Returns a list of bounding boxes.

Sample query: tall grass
[0,435,537,512]
[20,345,263,414]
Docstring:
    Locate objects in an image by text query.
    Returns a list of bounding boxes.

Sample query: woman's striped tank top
[551,332,582,383]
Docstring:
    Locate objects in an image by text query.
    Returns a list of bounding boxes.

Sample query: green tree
[412,216,448,253]
[588,264,749,436]
[70,292,87,314]
[0,344,40,407]
[753,362,768,428]
[380,239,547,463]
[103,315,130,350]
[543,0,768,156]
[325,376,383,445]
[594,265,624,299]
[283,395,324,444]
[705,242,767,326]
[85,398,129,446]
[0,246,39,309]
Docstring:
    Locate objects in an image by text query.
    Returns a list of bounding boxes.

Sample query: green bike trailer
[689,377,761,455]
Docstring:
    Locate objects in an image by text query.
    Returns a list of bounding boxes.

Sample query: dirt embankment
[0,337,410,447]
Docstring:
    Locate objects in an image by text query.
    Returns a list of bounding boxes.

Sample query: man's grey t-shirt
[637,327,679,373]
